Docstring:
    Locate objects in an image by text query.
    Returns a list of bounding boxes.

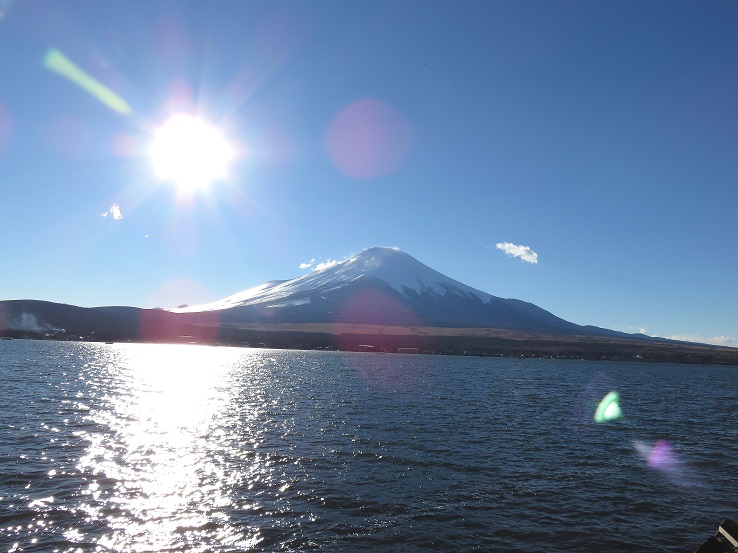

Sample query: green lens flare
[594,391,621,423]
[43,49,131,115]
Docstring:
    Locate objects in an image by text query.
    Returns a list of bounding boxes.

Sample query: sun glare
[149,114,235,190]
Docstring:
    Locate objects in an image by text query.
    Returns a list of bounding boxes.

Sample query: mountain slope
[175,247,493,311]
[172,247,620,336]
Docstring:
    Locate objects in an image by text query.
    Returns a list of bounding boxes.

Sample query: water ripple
[1,343,738,551]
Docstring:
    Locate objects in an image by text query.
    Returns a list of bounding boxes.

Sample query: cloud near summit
[300,258,338,271]
[495,242,538,264]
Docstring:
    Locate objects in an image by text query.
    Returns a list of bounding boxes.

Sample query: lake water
[1,340,737,552]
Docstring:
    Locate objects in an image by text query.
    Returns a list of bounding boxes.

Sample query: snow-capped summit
[174,247,491,313]
[171,247,598,334]
[315,247,493,301]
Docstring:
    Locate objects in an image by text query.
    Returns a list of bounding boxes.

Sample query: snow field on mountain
[172,247,493,313]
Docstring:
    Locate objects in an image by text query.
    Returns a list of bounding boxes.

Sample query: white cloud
[664,335,738,349]
[299,258,338,271]
[618,326,651,335]
[315,259,338,271]
[101,203,123,220]
[495,242,538,264]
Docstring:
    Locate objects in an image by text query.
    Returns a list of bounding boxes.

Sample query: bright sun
[149,114,235,190]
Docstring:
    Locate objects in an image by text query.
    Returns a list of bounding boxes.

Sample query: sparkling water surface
[1,340,738,552]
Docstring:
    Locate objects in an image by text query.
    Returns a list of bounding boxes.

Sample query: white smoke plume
[9,313,64,334]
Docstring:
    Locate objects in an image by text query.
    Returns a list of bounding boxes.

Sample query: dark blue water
[1,340,737,551]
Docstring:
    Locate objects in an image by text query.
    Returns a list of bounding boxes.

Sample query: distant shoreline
[3,323,737,366]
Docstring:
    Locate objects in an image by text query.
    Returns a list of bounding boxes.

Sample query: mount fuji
[170,247,616,336]
[5,246,738,363]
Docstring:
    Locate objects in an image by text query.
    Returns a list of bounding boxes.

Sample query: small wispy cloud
[299,258,338,272]
[620,326,651,336]
[495,242,538,264]
[665,334,738,349]
[315,259,338,271]
[101,203,123,220]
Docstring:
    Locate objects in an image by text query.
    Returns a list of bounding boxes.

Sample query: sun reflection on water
[74,343,265,551]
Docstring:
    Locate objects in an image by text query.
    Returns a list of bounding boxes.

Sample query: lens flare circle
[149,114,235,190]
[0,102,10,155]
[594,391,621,422]
[326,98,413,179]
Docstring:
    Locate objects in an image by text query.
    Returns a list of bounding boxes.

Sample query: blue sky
[0,0,736,346]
